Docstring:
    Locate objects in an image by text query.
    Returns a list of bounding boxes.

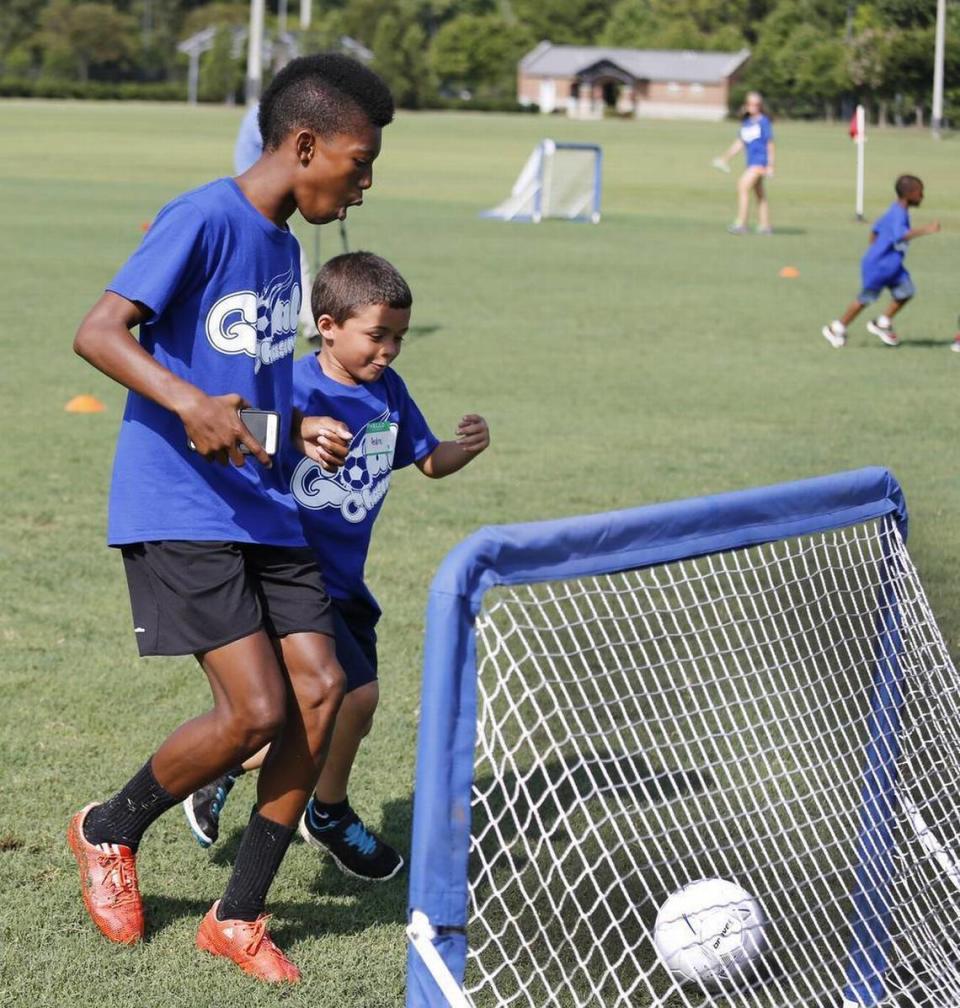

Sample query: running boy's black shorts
[331,597,379,693]
[121,540,334,657]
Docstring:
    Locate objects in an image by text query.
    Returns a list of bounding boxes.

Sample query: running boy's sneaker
[866,318,900,346]
[298,797,404,881]
[196,901,300,983]
[67,803,144,944]
[726,223,748,235]
[821,322,846,349]
[183,771,237,847]
[951,334,960,353]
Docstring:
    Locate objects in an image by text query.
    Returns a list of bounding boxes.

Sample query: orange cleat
[196,901,301,983]
[67,803,144,944]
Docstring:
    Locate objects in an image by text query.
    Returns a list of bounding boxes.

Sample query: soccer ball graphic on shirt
[653,878,767,987]
[342,454,370,491]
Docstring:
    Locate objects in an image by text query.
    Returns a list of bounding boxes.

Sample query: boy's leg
[70,630,288,944]
[298,602,403,880]
[199,630,343,983]
[822,299,866,348]
[312,681,379,804]
[867,273,913,346]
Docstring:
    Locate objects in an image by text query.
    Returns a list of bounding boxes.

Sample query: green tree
[431,12,533,98]
[372,13,433,107]
[510,0,609,45]
[0,0,42,65]
[38,1,136,81]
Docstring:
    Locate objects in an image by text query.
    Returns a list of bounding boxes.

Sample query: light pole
[932,0,946,137]
[245,0,265,106]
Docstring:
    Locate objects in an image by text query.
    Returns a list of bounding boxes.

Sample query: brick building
[518,42,750,121]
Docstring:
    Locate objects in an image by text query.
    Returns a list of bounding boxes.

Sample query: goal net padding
[405,467,960,1008]
[480,139,602,223]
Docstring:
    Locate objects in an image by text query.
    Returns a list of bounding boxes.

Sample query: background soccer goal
[481,139,602,223]
[405,467,960,1008]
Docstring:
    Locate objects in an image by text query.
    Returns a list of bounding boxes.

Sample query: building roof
[520,42,750,84]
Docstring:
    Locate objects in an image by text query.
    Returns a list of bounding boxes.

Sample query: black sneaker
[298,797,404,881]
[182,772,238,848]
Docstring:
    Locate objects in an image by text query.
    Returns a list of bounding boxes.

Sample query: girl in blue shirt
[713,91,776,235]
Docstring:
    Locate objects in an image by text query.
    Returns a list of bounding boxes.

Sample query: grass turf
[1,100,959,1007]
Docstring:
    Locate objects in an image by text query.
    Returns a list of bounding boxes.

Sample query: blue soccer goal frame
[405,467,911,1008]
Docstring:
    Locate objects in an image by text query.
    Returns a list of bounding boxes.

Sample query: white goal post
[406,467,960,1008]
[481,139,602,223]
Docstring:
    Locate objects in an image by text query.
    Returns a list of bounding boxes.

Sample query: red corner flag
[849,110,860,140]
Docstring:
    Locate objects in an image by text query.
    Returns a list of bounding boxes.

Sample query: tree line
[0,0,956,120]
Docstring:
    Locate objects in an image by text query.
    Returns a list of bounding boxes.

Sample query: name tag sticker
[364,421,396,458]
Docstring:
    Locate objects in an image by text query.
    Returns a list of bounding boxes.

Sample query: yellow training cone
[65,394,106,413]
[779,266,800,278]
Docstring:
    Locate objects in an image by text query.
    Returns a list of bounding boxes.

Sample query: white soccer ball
[653,878,767,987]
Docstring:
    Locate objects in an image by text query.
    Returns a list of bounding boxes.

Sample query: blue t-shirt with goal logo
[105,177,307,547]
[281,352,439,613]
[739,114,773,167]
[861,201,911,290]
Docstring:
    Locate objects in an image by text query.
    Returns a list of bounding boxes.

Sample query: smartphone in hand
[188,408,280,456]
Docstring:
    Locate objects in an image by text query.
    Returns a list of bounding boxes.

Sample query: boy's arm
[74,292,271,467]
[904,221,941,240]
[765,141,775,174]
[416,414,489,479]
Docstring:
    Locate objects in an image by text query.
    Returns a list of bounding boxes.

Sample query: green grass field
[2,101,960,1008]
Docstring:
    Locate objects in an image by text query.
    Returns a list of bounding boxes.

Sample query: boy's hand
[178,391,270,467]
[927,220,942,234]
[297,414,352,472]
[456,414,490,455]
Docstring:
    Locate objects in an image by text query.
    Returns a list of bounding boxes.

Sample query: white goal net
[406,470,960,1008]
[481,140,601,223]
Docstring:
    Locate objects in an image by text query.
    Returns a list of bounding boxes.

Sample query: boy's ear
[316,313,337,337]
[295,129,317,166]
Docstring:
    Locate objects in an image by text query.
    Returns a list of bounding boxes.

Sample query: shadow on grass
[902,338,956,349]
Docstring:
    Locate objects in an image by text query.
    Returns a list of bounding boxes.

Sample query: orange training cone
[779,266,800,278]
[65,394,106,413]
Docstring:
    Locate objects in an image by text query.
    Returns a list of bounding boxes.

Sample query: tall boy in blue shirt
[67,55,393,983]
[822,174,940,348]
[183,252,489,880]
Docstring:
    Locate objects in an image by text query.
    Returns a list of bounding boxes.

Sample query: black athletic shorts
[121,540,334,657]
[331,597,379,694]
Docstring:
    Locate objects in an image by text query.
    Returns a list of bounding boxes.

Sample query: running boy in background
[822,174,940,349]
[183,252,490,881]
[68,55,393,983]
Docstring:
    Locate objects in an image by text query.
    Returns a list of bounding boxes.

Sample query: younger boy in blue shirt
[822,174,940,348]
[183,252,489,880]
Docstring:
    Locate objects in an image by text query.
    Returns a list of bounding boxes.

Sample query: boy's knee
[299,660,347,712]
[218,694,286,753]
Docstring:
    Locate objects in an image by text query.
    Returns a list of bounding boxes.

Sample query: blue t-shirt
[281,353,439,613]
[739,115,773,167]
[106,177,307,547]
[861,201,911,289]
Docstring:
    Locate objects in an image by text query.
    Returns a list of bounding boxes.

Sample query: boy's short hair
[259,54,394,150]
[895,174,923,197]
[311,252,412,325]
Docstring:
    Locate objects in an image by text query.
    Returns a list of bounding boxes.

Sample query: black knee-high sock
[83,758,179,851]
[218,809,295,922]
